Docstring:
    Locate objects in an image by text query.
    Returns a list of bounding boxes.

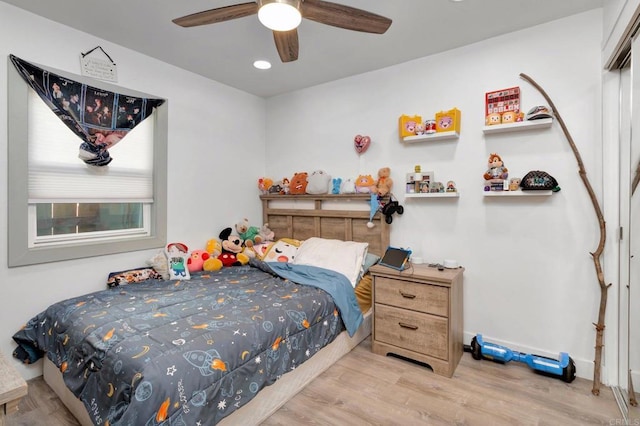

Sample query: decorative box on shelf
[435,108,461,133]
[398,108,461,142]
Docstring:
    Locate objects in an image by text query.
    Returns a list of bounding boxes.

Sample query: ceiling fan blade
[301,0,392,34]
[172,2,259,28]
[274,29,299,62]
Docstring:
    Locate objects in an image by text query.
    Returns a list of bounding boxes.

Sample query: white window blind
[28,89,154,203]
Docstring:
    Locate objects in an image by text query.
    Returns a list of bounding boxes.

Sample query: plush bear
[374,167,393,197]
[306,170,332,194]
[289,172,308,195]
[235,218,263,247]
[218,227,250,267]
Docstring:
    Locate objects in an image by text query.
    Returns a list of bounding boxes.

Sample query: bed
[13,194,389,425]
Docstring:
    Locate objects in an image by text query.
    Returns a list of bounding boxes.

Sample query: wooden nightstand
[0,351,27,426]
[369,263,464,377]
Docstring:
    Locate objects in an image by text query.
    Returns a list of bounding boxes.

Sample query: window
[8,59,167,267]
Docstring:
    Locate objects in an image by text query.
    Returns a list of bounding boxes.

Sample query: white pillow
[292,237,368,287]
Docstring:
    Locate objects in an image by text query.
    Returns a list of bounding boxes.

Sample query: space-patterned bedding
[12,260,363,425]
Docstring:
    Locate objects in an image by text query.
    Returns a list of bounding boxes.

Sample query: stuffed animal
[280,177,290,195]
[205,238,222,257]
[218,227,250,267]
[501,111,516,124]
[165,242,190,280]
[289,172,308,195]
[340,178,356,194]
[268,181,283,194]
[235,218,263,247]
[374,167,393,197]
[258,177,273,195]
[509,177,521,191]
[187,249,210,273]
[262,238,301,263]
[259,223,275,242]
[203,237,223,271]
[332,178,342,194]
[306,170,331,194]
[483,153,509,182]
[485,113,502,126]
[355,174,376,193]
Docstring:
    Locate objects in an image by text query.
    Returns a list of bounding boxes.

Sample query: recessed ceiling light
[253,60,272,70]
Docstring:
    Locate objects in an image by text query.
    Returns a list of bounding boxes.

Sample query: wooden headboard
[260,194,390,257]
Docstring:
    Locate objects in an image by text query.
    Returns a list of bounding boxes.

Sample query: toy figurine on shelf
[509,177,521,191]
[483,153,509,191]
[446,180,457,192]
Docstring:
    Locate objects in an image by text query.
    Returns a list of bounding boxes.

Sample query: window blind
[28,90,154,203]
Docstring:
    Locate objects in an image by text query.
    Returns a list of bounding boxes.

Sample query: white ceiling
[2,0,602,98]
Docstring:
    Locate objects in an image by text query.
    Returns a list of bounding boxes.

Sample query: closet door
[625,32,640,420]
[630,34,640,418]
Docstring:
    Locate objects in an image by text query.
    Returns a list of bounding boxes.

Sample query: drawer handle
[398,322,418,330]
[399,290,416,299]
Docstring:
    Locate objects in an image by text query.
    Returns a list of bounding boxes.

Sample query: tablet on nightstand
[378,246,412,271]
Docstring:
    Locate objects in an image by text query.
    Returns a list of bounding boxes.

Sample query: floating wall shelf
[483,190,553,197]
[482,118,553,134]
[403,131,459,143]
[406,192,460,198]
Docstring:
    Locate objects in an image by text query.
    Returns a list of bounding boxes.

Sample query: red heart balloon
[354,135,371,154]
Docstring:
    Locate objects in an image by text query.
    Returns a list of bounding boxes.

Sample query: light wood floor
[6,337,631,426]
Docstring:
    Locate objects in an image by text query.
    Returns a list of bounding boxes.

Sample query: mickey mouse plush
[218,227,250,267]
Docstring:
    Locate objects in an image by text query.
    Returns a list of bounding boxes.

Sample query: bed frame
[44,194,389,425]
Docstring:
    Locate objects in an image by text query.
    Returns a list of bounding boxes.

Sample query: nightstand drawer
[374,276,449,316]
[374,304,448,360]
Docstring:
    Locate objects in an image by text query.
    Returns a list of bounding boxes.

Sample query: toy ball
[354,134,371,154]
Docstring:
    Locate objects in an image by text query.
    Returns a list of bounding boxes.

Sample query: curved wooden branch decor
[520,73,611,395]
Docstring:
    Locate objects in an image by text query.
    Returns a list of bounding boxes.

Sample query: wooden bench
[0,351,27,426]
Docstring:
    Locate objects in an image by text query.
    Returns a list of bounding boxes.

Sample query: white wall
[266,10,606,380]
[0,3,266,380]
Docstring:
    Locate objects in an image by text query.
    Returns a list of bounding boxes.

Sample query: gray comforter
[12,261,362,425]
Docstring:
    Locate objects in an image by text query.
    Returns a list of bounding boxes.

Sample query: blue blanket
[255,260,363,336]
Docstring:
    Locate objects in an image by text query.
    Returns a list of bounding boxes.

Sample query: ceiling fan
[172,0,392,63]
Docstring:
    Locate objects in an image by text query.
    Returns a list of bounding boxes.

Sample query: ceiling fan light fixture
[258,0,302,32]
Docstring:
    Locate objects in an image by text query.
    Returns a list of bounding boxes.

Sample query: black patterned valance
[10,54,165,166]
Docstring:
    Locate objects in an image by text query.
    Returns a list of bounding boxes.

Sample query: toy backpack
[520,170,560,192]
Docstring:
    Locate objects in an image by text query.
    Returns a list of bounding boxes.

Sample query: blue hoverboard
[465,333,576,383]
